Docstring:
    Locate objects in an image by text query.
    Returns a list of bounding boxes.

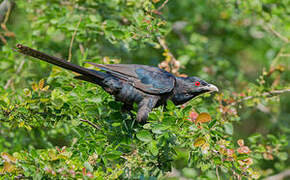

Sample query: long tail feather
[15,44,104,80]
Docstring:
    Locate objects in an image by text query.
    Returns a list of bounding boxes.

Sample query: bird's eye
[194,81,200,86]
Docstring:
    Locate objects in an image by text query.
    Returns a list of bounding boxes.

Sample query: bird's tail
[15,44,105,81]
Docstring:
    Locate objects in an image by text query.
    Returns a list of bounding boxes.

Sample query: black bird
[15,44,218,122]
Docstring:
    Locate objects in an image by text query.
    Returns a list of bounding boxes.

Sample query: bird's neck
[170,77,195,105]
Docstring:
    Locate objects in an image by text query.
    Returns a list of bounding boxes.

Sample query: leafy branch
[230,89,290,105]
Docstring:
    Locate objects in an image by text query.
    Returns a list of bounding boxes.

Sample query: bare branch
[79,43,85,56]
[3,0,11,25]
[68,17,82,62]
[0,0,14,43]
[0,0,12,23]
[4,60,25,89]
[0,33,6,44]
[263,25,289,43]
[157,0,169,11]
[270,46,285,69]
[79,118,100,130]
[280,53,290,57]
[265,169,290,180]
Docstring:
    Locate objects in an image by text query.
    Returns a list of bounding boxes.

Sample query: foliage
[0,0,289,179]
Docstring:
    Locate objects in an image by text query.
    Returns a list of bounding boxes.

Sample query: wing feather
[86,63,176,94]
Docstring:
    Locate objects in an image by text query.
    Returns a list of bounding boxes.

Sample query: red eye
[195,81,200,86]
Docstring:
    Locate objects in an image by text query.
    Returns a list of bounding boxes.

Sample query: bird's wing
[86,63,176,94]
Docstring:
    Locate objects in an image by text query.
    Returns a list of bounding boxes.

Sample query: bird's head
[171,76,219,105]
[184,76,219,95]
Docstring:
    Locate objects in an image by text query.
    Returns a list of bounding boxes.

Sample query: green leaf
[277,152,288,161]
[152,124,168,134]
[166,100,175,110]
[213,157,222,165]
[84,161,93,172]
[248,133,261,143]
[211,130,223,137]
[181,105,192,114]
[89,15,100,22]
[237,154,249,160]
[267,134,279,145]
[200,163,210,171]
[108,101,121,110]
[194,137,206,147]
[112,122,121,127]
[143,123,151,129]
[224,123,233,135]
[148,140,158,156]
[223,161,232,168]
[182,168,197,178]
[52,98,64,109]
[136,130,153,143]
[112,30,125,38]
[105,151,122,160]
[30,149,38,159]
[208,119,217,128]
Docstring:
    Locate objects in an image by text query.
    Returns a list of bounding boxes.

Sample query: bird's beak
[207,84,219,92]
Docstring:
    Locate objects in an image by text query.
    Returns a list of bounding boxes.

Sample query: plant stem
[80,118,100,130]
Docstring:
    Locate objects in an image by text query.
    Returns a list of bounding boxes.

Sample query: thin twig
[0,33,6,44]
[79,118,100,130]
[261,24,289,70]
[68,17,82,62]
[264,169,290,180]
[4,60,25,89]
[216,166,220,180]
[157,0,169,11]
[3,0,11,25]
[0,0,11,23]
[157,36,177,62]
[0,0,13,44]
[157,36,186,76]
[270,46,285,69]
[280,53,290,57]
[230,89,290,105]
[263,25,289,43]
[79,43,85,56]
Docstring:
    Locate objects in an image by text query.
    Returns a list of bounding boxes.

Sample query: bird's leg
[137,97,158,122]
